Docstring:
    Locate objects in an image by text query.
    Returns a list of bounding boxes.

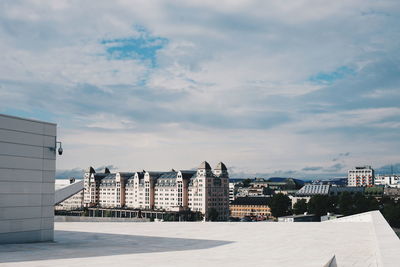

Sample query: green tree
[293,199,308,215]
[381,203,400,228]
[367,197,379,211]
[353,193,370,214]
[270,193,291,218]
[208,208,219,221]
[82,208,89,217]
[241,178,252,188]
[338,192,354,216]
[193,211,204,221]
[307,195,334,217]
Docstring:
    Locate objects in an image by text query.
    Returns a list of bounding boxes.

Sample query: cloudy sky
[1,0,399,179]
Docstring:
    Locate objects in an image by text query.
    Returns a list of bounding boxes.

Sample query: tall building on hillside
[348,166,374,187]
[83,161,229,221]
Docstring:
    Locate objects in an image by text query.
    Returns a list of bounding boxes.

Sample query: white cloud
[1,0,399,177]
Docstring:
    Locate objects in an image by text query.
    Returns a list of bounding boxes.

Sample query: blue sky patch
[101,26,168,67]
[309,66,355,84]
[2,107,56,123]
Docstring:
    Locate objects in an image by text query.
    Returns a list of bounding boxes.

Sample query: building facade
[236,186,274,198]
[83,161,230,221]
[348,166,374,187]
[229,197,271,220]
[228,182,237,202]
[0,114,56,244]
[374,175,400,187]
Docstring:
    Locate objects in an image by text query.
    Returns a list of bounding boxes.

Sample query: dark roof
[231,197,271,206]
[86,167,96,173]
[180,170,197,179]
[146,171,166,179]
[158,172,177,179]
[100,174,116,184]
[267,177,305,186]
[117,172,135,179]
[136,172,145,179]
[92,173,109,180]
[126,172,145,182]
[156,172,178,186]
[198,161,211,170]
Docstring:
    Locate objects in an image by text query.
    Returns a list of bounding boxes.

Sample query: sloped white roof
[0,211,399,267]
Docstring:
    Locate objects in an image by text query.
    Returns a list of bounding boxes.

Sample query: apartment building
[229,197,271,220]
[236,186,274,198]
[348,166,374,187]
[374,175,400,187]
[83,161,230,221]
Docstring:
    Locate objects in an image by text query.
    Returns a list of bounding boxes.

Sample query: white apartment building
[83,161,230,221]
[347,166,374,187]
[374,175,400,187]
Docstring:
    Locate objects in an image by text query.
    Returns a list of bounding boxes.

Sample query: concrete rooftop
[0,211,399,267]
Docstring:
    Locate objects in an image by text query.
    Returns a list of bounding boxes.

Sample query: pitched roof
[215,162,227,171]
[198,161,211,170]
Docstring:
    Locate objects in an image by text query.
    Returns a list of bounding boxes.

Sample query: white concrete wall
[0,114,56,243]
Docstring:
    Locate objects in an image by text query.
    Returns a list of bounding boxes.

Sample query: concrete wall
[0,114,56,244]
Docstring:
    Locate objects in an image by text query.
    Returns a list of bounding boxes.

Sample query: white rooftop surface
[0,211,399,267]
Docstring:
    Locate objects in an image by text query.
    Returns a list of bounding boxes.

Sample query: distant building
[329,186,364,196]
[236,186,274,198]
[278,213,319,222]
[295,184,364,197]
[320,213,343,222]
[292,184,364,207]
[348,166,374,187]
[296,184,330,196]
[229,197,271,220]
[364,186,384,198]
[384,187,400,200]
[55,178,84,210]
[374,175,400,187]
[83,161,230,221]
[228,182,239,202]
[251,177,304,192]
[310,178,348,186]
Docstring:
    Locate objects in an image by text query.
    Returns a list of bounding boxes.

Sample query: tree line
[270,192,400,227]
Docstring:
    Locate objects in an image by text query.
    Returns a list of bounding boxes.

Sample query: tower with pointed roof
[187,161,230,221]
[214,162,228,178]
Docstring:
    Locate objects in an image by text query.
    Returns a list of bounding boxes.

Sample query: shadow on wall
[0,230,233,263]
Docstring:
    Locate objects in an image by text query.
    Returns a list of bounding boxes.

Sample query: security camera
[56,141,63,156]
[58,146,63,155]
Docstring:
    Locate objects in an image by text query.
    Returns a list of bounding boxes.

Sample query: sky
[0,0,399,179]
